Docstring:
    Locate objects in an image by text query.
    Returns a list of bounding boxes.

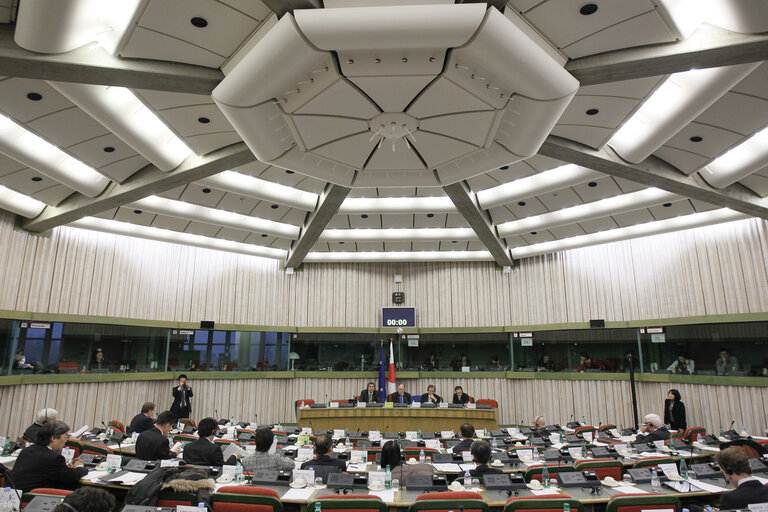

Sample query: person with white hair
[632,413,670,444]
[22,407,58,444]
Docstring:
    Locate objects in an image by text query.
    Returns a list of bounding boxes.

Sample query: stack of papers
[433,463,462,472]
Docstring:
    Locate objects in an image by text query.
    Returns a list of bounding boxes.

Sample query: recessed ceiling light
[339,241,345,244]
[202,188,211,194]
[261,234,268,237]
[518,201,526,206]
[271,204,279,209]
[133,209,142,214]
[31,176,43,182]
[530,231,537,235]
[499,166,509,170]
[586,108,599,116]
[103,146,115,153]
[690,136,703,142]
[190,17,208,28]
[285,170,295,174]
[663,203,672,207]
[26,92,42,101]
[197,117,211,124]
[361,214,368,219]
[426,213,434,218]
[579,3,598,15]
[587,181,598,187]
[451,240,458,243]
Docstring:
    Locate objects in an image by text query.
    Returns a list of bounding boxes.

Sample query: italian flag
[387,341,396,395]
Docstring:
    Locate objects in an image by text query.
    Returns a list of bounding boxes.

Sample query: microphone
[729,420,735,430]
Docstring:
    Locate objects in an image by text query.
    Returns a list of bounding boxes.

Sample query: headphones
[533,416,543,427]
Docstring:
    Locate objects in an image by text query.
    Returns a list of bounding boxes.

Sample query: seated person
[22,407,58,444]
[381,440,434,482]
[716,447,768,509]
[420,384,442,405]
[14,350,35,370]
[469,440,502,477]
[359,381,382,403]
[11,421,88,492]
[532,415,547,435]
[183,417,240,466]
[388,384,412,404]
[452,385,471,405]
[135,410,182,460]
[488,355,503,370]
[451,422,475,454]
[536,355,554,372]
[666,353,694,374]
[716,349,739,375]
[242,427,295,472]
[578,354,604,371]
[633,413,670,444]
[128,402,156,434]
[423,352,439,371]
[300,433,346,471]
[53,487,115,512]
[90,348,108,371]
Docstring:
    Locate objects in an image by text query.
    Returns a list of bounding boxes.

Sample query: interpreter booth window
[169,329,290,371]
[291,333,381,371]
[408,332,509,371]
[11,322,63,373]
[1,318,17,375]
[514,328,638,372]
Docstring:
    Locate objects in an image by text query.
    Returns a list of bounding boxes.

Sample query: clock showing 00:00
[382,307,415,327]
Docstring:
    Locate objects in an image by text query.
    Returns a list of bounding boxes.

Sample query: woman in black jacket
[664,388,687,431]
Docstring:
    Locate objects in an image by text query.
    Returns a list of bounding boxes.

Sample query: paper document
[222,443,245,461]
[281,488,317,500]
[614,485,646,494]
[432,463,462,472]
[686,479,728,493]
[459,463,477,471]
[71,425,89,439]
[368,490,395,502]
[84,470,110,482]
[531,489,560,496]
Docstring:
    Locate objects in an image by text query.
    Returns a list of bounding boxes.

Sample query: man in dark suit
[359,382,381,403]
[452,385,471,405]
[135,410,181,460]
[388,384,412,404]
[451,422,475,454]
[22,407,58,444]
[633,413,670,444]
[717,447,768,509]
[170,374,193,419]
[469,440,503,477]
[420,384,442,405]
[183,417,240,466]
[128,402,156,434]
[301,434,346,472]
[11,421,88,492]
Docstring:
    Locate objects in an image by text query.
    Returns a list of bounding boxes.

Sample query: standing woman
[664,388,686,431]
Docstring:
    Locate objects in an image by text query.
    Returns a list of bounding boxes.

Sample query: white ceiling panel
[0,78,73,122]
[185,220,222,237]
[696,92,768,136]
[381,214,415,229]
[385,241,412,252]
[180,183,227,207]
[571,177,623,202]
[611,209,655,228]
[648,200,694,220]
[579,216,619,234]
[349,214,382,229]
[32,184,74,206]
[115,206,156,226]
[26,107,108,148]
[216,226,251,243]
[653,146,711,175]
[414,213,447,228]
[548,223,586,240]
[217,193,261,215]
[536,187,585,211]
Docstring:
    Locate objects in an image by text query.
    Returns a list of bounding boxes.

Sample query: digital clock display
[382,307,415,327]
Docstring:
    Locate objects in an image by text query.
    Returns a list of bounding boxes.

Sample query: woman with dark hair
[380,440,434,482]
[664,388,687,430]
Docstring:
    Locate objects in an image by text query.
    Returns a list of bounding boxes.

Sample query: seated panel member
[135,410,181,460]
[183,417,240,466]
[22,407,58,444]
[11,421,88,492]
[388,384,412,404]
[451,422,475,454]
[300,434,346,471]
[532,415,547,435]
[717,447,768,509]
[452,385,470,405]
[128,402,156,434]
[469,440,502,477]
[242,427,295,472]
[359,381,381,403]
[420,384,442,405]
[633,413,670,444]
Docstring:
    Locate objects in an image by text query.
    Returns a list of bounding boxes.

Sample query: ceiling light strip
[477,164,603,210]
[497,188,681,237]
[49,82,193,172]
[319,227,477,242]
[511,209,747,259]
[699,125,768,189]
[0,186,46,218]
[0,113,110,197]
[130,196,301,239]
[338,196,455,214]
[609,63,760,164]
[304,250,494,263]
[69,217,287,260]
[198,171,318,211]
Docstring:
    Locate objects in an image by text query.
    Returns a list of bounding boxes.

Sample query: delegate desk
[298,405,499,432]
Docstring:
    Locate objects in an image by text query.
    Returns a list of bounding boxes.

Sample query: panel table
[297,406,499,432]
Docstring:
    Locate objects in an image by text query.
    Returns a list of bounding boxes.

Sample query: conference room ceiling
[1,0,767,267]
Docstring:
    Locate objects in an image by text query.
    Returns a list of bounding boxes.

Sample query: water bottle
[315,503,321,512]
[719,426,724,437]
[419,449,425,463]
[105,427,112,441]
[464,469,472,490]
[1,437,9,456]
[563,502,570,512]
[492,437,498,450]
[697,433,703,444]
[651,470,661,492]
[679,458,688,480]
[581,441,587,458]
[620,424,624,434]
[581,416,586,425]
[362,445,368,464]
[385,465,392,489]
[235,460,243,483]
[197,502,206,511]
[418,428,422,440]
[740,424,747,436]
[542,462,550,488]
[532,447,539,461]
[299,401,304,408]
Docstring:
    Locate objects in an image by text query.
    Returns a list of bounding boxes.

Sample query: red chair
[157,492,197,508]
[504,494,584,512]
[217,486,279,498]
[211,490,281,512]
[524,464,576,482]
[682,427,706,443]
[57,362,78,373]
[632,457,675,469]
[180,418,196,428]
[574,458,623,480]
[411,491,488,512]
[605,493,680,512]
[403,447,440,461]
[331,399,350,404]
[81,442,114,455]
[295,399,315,408]
[574,426,597,436]
[599,424,616,432]
[108,420,125,433]
[21,489,73,509]
[64,439,83,458]
[308,495,387,512]
[476,399,498,408]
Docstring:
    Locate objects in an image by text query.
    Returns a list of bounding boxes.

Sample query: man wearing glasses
[633,413,670,444]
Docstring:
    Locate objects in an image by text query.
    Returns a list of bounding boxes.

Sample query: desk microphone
[729,420,735,431]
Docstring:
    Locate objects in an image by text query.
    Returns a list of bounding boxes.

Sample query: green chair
[504,495,583,512]
[307,495,388,512]
[574,458,623,480]
[632,457,675,469]
[524,463,576,483]
[605,494,680,512]
[212,486,282,512]
[409,491,489,512]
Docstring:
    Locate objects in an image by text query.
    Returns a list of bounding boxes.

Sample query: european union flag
[378,343,386,396]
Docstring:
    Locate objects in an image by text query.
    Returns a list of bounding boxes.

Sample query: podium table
[297,406,499,432]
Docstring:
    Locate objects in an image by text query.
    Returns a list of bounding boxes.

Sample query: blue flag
[378,343,386,397]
